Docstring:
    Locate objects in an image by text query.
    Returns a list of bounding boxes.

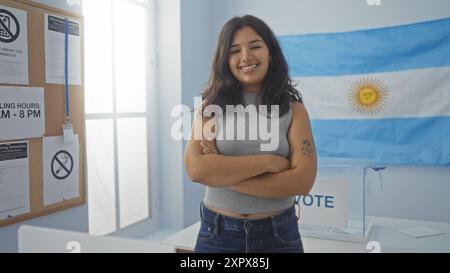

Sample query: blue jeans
[194,203,304,253]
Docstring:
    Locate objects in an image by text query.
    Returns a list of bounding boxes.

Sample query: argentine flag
[279,17,450,166]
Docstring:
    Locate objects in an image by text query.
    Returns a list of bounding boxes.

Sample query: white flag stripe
[296,66,450,120]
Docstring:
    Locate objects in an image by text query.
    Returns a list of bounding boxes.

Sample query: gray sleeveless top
[203,92,295,214]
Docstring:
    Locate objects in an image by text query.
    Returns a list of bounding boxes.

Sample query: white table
[162,217,450,253]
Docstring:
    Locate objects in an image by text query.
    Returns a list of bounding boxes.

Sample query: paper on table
[398,227,445,238]
[0,141,30,220]
[43,135,79,206]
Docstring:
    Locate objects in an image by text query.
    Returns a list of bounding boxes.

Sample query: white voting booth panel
[298,158,379,243]
[18,225,175,253]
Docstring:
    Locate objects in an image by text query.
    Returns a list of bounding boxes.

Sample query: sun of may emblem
[348,77,389,115]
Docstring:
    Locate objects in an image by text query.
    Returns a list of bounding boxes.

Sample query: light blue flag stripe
[279,17,450,77]
[312,116,450,165]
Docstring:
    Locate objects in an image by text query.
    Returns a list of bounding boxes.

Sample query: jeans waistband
[200,202,297,233]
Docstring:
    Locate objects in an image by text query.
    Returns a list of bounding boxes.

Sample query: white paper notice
[0,5,29,84]
[43,135,80,206]
[0,86,45,141]
[398,227,445,239]
[0,141,30,220]
[298,177,348,228]
[45,14,82,85]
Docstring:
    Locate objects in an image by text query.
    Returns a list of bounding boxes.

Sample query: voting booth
[298,157,384,243]
[0,0,85,227]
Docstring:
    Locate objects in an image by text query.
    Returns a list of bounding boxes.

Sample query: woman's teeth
[241,64,258,72]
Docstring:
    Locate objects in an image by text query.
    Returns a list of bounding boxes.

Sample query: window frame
[84,0,159,237]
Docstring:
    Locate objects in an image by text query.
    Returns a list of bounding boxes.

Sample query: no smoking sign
[0,9,20,43]
[51,150,73,180]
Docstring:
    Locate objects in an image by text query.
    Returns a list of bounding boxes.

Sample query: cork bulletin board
[0,0,85,227]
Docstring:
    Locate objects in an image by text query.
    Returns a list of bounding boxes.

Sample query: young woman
[184,15,317,253]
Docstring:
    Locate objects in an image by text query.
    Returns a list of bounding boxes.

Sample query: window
[83,0,155,235]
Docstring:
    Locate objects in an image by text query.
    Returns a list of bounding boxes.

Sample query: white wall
[31,0,82,14]
[180,0,212,228]
[211,0,450,36]
[205,0,450,222]
[0,0,87,253]
[155,0,213,229]
[155,0,185,229]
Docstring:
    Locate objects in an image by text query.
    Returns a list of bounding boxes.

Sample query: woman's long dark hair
[201,15,302,117]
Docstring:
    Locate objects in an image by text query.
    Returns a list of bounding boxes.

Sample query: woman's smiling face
[228,26,270,93]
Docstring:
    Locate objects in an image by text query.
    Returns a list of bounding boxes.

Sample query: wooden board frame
[0,0,86,227]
